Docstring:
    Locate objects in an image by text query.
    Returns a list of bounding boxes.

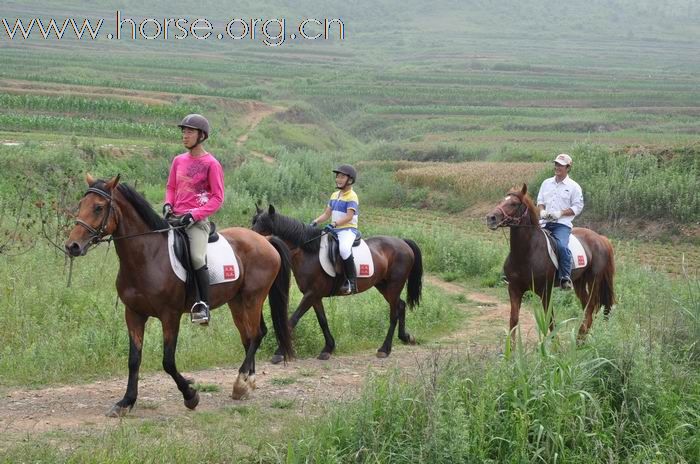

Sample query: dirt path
[0,276,534,439]
[235,102,284,164]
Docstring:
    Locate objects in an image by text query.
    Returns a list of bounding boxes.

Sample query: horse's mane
[92,180,168,231]
[269,211,322,253]
[117,184,169,231]
[508,187,540,225]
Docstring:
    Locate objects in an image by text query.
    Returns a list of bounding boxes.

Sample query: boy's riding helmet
[332,164,357,184]
[178,114,210,142]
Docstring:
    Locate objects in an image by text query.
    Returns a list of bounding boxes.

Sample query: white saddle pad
[319,233,374,278]
[543,230,588,270]
[167,230,240,284]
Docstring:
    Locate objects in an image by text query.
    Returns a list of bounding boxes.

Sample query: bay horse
[65,175,293,417]
[486,184,615,341]
[251,205,423,361]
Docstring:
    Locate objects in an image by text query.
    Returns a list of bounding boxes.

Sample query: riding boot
[191,266,211,325]
[560,277,573,291]
[340,255,358,295]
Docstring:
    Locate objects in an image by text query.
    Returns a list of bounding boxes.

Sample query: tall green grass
[0,93,197,119]
[285,265,700,463]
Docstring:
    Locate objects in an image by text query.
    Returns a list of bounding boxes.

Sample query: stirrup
[560,278,573,291]
[190,301,210,325]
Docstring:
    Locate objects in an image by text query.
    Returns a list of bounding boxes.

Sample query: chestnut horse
[65,175,293,417]
[486,185,615,341]
[252,205,423,361]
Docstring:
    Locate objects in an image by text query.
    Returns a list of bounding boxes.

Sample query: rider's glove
[323,224,335,234]
[549,210,562,220]
[178,213,195,228]
[163,203,173,219]
[309,221,318,227]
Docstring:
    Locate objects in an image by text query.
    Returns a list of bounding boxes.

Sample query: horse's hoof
[231,384,249,400]
[246,374,257,390]
[106,404,131,418]
[270,354,284,365]
[317,352,331,361]
[232,374,250,400]
[402,334,417,345]
[184,391,200,410]
[376,350,389,359]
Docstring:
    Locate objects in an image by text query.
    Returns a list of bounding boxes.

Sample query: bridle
[75,186,115,246]
[493,194,534,228]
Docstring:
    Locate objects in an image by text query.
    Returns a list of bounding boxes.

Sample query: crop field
[0,0,699,462]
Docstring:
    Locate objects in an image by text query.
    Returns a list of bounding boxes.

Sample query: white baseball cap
[554,153,572,166]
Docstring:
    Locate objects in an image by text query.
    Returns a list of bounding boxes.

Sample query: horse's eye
[95,205,103,213]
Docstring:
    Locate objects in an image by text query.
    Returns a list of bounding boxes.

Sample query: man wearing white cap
[536,153,584,290]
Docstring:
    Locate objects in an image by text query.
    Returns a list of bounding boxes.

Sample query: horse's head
[251,204,276,236]
[486,184,536,230]
[65,173,121,256]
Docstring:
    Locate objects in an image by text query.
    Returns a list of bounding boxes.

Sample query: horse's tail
[403,239,423,309]
[267,236,294,360]
[599,238,616,317]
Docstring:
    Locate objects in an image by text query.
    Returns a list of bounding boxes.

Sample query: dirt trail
[0,276,535,439]
[235,102,284,164]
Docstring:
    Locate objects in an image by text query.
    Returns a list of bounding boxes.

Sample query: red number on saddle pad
[577,255,585,266]
[224,265,236,279]
[359,264,370,276]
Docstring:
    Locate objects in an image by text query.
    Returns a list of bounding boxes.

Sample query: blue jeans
[544,222,572,281]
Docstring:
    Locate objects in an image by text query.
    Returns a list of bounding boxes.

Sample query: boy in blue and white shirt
[311,164,360,294]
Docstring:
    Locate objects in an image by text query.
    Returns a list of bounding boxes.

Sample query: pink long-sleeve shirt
[165,152,224,221]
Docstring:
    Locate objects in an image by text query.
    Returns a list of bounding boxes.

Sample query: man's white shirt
[536,175,584,229]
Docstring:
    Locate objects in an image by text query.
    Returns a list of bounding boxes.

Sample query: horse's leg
[311,299,337,360]
[161,311,199,410]
[107,307,147,417]
[577,276,598,340]
[539,285,555,334]
[397,299,416,345]
[229,293,267,400]
[508,285,525,347]
[377,284,402,358]
[270,293,316,364]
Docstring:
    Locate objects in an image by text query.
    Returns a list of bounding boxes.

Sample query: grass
[284,265,700,463]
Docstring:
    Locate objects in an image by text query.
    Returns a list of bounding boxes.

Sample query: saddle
[170,221,220,272]
[326,231,362,269]
[319,233,374,279]
[541,228,588,270]
[168,221,237,302]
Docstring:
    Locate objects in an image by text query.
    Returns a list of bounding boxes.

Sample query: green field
[1,0,699,462]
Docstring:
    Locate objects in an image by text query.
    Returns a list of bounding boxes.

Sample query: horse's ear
[521,183,528,195]
[255,203,262,214]
[106,174,121,191]
[85,173,96,186]
[268,204,276,215]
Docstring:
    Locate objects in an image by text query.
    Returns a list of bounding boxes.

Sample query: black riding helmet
[332,164,357,185]
[178,114,210,145]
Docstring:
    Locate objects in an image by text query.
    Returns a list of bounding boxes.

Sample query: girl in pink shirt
[163,114,224,325]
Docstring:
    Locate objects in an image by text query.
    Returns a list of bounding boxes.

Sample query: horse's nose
[65,241,83,257]
[486,214,497,229]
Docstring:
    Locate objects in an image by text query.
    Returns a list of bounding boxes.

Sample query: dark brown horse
[486,185,615,341]
[65,175,293,417]
[251,205,423,361]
